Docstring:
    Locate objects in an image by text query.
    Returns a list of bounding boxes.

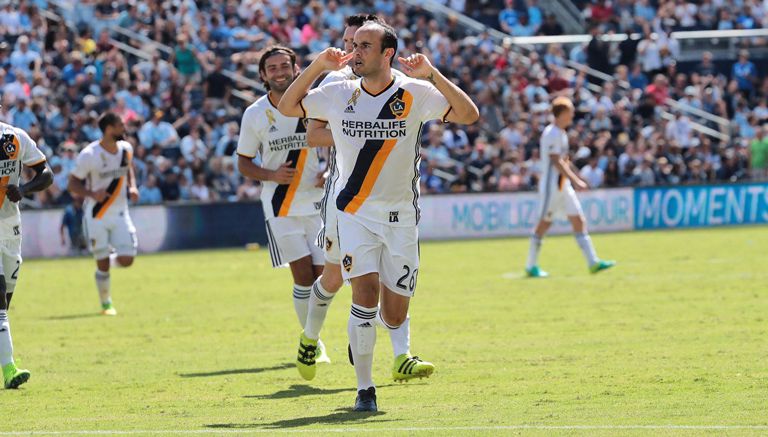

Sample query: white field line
[2,425,768,435]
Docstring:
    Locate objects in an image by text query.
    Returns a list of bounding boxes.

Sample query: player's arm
[306,119,334,148]
[68,176,108,203]
[398,54,479,125]
[6,162,53,203]
[552,154,587,190]
[127,154,140,203]
[237,155,296,185]
[277,48,353,118]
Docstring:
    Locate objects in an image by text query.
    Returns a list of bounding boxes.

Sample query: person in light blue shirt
[139,174,164,205]
[499,0,518,34]
[10,100,37,131]
[732,50,757,94]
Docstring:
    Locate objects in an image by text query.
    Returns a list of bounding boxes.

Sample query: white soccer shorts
[538,185,584,222]
[337,212,420,298]
[84,210,138,260]
[265,215,324,268]
[0,238,22,291]
[317,205,340,265]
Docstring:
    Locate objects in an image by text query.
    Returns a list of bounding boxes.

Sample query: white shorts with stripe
[538,184,583,222]
[84,210,138,260]
[337,212,419,298]
[0,238,22,289]
[265,215,324,268]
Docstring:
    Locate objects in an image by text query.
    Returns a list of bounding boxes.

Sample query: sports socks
[292,284,311,328]
[575,232,599,267]
[303,278,335,340]
[376,311,411,358]
[526,234,543,269]
[0,311,13,366]
[95,270,111,306]
[348,304,377,391]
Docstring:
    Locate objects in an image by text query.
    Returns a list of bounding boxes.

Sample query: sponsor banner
[634,183,768,229]
[418,189,634,240]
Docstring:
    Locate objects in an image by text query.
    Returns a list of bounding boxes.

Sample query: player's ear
[293,64,301,76]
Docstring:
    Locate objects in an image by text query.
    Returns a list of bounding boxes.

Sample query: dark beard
[113,134,125,142]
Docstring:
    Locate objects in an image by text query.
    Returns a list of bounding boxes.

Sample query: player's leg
[110,212,138,268]
[288,255,316,326]
[565,192,615,273]
[527,186,556,277]
[0,251,29,389]
[379,228,434,382]
[87,217,115,315]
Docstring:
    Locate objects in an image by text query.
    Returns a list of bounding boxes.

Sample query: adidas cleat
[3,363,30,389]
[315,339,331,364]
[525,266,549,278]
[590,260,616,274]
[296,333,317,381]
[353,387,377,412]
[393,354,434,382]
[100,303,117,316]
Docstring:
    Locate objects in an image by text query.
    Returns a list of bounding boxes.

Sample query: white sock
[526,234,542,269]
[95,270,111,306]
[292,284,311,328]
[303,279,336,340]
[376,311,411,358]
[348,304,377,391]
[0,310,13,366]
[575,232,599,267]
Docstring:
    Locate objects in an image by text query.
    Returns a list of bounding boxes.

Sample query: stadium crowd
[0,0,765,206]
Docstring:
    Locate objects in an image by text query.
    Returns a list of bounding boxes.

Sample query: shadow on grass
[45,313,103,321]
[205,408,392,429]
[179,363,294,377]
[244,382,414,400]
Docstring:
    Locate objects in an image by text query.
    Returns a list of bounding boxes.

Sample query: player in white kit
[236,47,330,363]
[0,122,52,388]
[297,14,426,384]
[68,113,140,316]
[525,97,615,277]
[279,22,479,411]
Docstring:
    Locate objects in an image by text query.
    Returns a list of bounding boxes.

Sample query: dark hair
[345,14,382,29]
[359,22,398,66]
[258,46,297,75]
[98,112,121,132]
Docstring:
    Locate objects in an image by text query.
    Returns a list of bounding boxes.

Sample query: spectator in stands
[60,196,86,255]
[538,13,564,36]
[646,74,670,106]
[169,34,202,84]
[750,125,768,179]
[9,35,40,77]
[139,174,163,205]
[139,110,180,159]
[586,23,611,82]
[732,50,757,98]
[498,0,518,34]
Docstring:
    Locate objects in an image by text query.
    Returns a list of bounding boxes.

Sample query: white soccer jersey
[71,140,133,220]
[301,73,451,227]
[0,122,46,239]
[539,123,570,193]
[237,93,323,220]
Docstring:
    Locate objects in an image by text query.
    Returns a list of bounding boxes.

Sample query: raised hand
[316,47,354,72]
[397,54,436,81]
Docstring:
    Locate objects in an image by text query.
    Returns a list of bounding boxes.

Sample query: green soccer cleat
[590,260,616,274]
[525,266,549,278]
[101,303,117,316]
[3,363,30,389]
[315,339,331,364]
[392,354,434,382]
[296,333,318,381]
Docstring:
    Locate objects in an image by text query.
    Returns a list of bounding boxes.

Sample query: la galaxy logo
[4,141,15,156]
[345,88,361,113]
[342,254,353,272]
[389,97,406,117]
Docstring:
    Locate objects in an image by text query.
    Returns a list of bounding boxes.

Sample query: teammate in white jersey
[0,122,52,388]
[68,113,140,316]
[298,14,421,384]
[279,21,479,412]
[236,46,329,362]
[525,97,615,277]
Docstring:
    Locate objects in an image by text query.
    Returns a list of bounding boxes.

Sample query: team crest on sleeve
[389,97,406,117]
[3,140,15,156]
[342,254,353,272]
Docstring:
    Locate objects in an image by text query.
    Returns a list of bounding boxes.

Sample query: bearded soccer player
[525,96,615,277]
[236,46,330,362]
[296,14,427,384]
[68,113,140,316]
[279,22,478,411]
[0,121,52,388]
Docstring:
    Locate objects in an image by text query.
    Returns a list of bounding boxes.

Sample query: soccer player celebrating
[525,97,615,277]
[236,47,329,362]
[279,22,478,411]
[68,113,140,316]
[297,14,426,384]
[0,122,52,388]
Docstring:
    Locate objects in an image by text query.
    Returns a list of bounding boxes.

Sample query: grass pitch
[4,226,768,435]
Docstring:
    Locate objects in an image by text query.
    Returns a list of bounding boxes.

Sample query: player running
[236,46,329,362]
[525,97,615,277]
[279,22,479,411]
[296,14,428,384]
[0,122,52,388]
[68,113,140,316]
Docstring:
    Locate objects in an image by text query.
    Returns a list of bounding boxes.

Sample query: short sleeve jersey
[301,73,451,227]
[0,122,46,238]
[539,123,570,192]
[237,93,323,220]
[70,140,134,220]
